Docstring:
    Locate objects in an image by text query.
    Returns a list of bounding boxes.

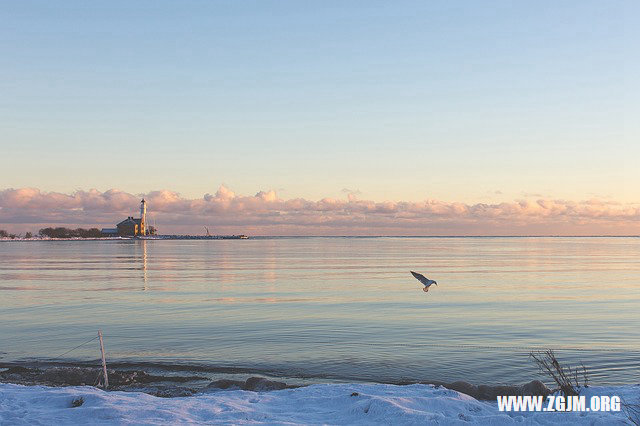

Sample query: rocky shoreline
[0,364,551,400]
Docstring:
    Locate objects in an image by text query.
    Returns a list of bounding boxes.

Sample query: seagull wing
[410,271,430,286]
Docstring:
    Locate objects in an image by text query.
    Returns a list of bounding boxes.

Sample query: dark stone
[521,380,551,397]
[445,380,551,400]
[206,379,244,390]
[70,397,84,408]
[152,386,196,398]
[243,377,287,391]
[446,381,478,397]
[107,370,207,386]
[351,392,359,397]
[477,384,514,400]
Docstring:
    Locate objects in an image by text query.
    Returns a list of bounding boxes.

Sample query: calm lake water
[1,237,639,386]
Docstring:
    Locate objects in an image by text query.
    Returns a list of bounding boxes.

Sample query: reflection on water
[141,240,147,291]
[0,237,639,385]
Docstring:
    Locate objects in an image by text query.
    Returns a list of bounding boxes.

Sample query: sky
[1,1,638,235]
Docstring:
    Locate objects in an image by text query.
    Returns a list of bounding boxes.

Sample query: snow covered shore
[1,382,637,425]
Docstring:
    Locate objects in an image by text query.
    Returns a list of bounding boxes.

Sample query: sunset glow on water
[1,237,638,386]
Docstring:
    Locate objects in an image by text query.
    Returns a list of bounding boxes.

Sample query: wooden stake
[98,330,109,389]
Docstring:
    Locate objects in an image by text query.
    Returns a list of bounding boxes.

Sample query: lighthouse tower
[139,199,147,236]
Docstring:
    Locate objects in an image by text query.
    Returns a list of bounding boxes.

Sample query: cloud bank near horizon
[0,186,638,235]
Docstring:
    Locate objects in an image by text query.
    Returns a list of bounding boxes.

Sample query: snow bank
[0,382,637,425]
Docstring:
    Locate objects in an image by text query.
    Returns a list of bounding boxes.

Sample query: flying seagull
[410,271,438,292]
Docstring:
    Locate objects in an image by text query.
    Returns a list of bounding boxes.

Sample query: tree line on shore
[39,227,104,238]
[1,227,102,239]
[1,226,158,239]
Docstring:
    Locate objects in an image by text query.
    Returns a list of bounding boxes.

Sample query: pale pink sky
[2,2,638,215]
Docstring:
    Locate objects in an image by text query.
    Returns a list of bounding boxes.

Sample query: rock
[445,380,551,400]
[206,377,293,392]
[206,379,244,390]
[243,377,287,391]
[446,381,478,397]
[70,397,84,408]
[152,386,196,398]
[477,384,514,400]
[521,380,551,397]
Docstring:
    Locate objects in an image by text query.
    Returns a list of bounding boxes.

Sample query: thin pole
[98,330,109,389]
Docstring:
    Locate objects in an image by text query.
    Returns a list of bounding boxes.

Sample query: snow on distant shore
[1,382,637,425]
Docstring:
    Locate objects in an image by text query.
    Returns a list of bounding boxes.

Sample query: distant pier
[137,235,249,240]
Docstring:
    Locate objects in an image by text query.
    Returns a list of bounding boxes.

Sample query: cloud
[1,185,639,235]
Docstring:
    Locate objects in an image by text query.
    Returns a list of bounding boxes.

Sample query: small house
[117,217,143,237]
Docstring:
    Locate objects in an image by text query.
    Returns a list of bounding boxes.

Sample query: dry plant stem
[622,399,640,426]
[529,350,588,397]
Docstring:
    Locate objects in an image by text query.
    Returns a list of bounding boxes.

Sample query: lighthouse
[139,199,147,236]
[105,199,153,237]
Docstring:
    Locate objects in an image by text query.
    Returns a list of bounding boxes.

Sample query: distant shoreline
[0,235,249,241]
[1,235,637,242]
